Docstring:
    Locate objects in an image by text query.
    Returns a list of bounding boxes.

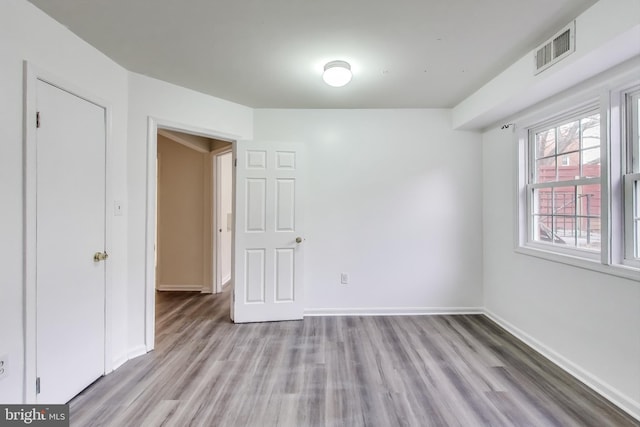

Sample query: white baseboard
[111,353,129,372]
[304,306,483,317]
[156,283,203,292]
[484,309,640,421]
[127,345,148,361]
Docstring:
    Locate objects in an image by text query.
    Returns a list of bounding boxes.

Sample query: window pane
[576,184,600,217]
[581,148,601,178]
[553,186,578,248]
[576,184,601,251]
[536,129,555,158]
[557,152,580,180]
[553,215,576,247]
[533,215,555,242]
[536,157,556,182]
[532,188,553,215]
[558,120,580,154]
[581,114,600,149]
[554,186,575,217]
[531,184,601,253]
[532,113,600,184]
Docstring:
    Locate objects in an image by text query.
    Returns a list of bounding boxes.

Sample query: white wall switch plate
[340,273,349,285]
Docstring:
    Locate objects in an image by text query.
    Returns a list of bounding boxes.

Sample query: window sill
[515,245,640,281]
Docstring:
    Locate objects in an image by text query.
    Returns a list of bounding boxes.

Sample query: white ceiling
[27,0,598,109]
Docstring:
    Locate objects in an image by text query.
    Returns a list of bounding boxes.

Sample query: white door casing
[233,141,305,323]
[216,150,233,291]
[35,79,106,403]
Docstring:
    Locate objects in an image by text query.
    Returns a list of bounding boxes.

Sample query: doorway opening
[155,129,232,294]
[145,119,236,351]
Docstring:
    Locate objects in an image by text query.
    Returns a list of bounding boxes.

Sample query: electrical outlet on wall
[0,354,8,380]
[340,273,349,285]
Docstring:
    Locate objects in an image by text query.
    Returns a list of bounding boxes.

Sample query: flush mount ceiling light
[322,60,352,87]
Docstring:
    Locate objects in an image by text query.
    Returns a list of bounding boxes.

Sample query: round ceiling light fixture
[322,60,352,87]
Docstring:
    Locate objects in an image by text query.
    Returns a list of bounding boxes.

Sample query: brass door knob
[93,252,109,262]
[295,237,304,244]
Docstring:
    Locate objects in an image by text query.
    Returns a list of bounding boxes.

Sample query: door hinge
[36,377,40,394]
[234,158,238,167]
[36,112,41,128]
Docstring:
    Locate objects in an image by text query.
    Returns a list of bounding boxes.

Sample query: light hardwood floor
[69,290,639,427]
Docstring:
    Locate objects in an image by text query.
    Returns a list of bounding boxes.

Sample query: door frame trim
[144,118,237,352]
[23,61,114,403]
[213,148,233,293]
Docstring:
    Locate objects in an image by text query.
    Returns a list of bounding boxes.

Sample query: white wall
[126,73,253,353]
[0,0,130,402]
[254,109,483,313]
[482,109,640,416]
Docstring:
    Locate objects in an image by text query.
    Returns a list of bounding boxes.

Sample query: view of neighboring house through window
[529,109,601,252]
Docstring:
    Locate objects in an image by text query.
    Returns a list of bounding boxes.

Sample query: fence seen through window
[530,113,601,251]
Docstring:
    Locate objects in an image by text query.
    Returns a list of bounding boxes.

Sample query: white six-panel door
[233,141,305,323]
[36,80,106,403]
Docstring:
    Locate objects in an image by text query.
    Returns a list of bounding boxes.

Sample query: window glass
[529,111,601,253]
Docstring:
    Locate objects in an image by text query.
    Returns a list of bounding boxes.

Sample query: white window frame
[623,89,640,268]
[525,105,603,261]
[515,70,640,281]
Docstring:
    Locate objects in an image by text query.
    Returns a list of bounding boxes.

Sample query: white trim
[158,129,210,153]
[111,353,129,372]
[304,307,483,317]
[23,61,114,402]
[212,151,220,294]
[484,310,640,421]
[601,90,613,266]
[214,148,233,294]
[522,241,601,261]
[145,118,157,353]
[126,345,148,361]
[155,150,162,288]
[202,145,214,294]
[145,117,239,352]
[623,87,640,266]
[156,284,203,292]
[514,246,639,281]
[624,174,640,266]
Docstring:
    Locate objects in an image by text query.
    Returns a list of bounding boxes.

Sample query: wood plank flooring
[69,290,639,427]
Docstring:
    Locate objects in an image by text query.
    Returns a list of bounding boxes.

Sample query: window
[527,108,602,256]
[516,72,640,279]
[625,89,640,266]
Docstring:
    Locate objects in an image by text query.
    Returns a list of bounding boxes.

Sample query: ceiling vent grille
[534,21,575,75]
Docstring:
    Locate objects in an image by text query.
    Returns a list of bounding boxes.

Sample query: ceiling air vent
[534,21,575,75]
